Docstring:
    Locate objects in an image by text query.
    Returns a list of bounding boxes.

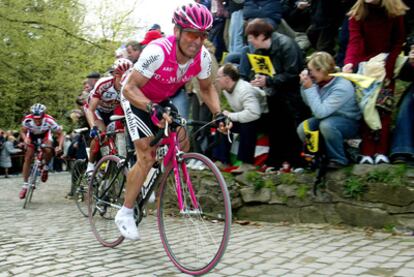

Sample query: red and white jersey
[90,76,120,113]
[22,114,62,135]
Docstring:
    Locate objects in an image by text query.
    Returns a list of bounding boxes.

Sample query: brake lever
[227,130,232,143]
[163,107,171,137]
[164,121,169,137]
[225,117,232,143]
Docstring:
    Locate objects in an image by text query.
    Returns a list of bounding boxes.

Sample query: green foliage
[263,178,276,190]
[365,165,406,186]
[383,224,396,233]
[0,0,117,131]
[296,184,309,199]
[343,165,407,199]
[246,171,265,191]
[278,173,296,185]
[344,177,367,199]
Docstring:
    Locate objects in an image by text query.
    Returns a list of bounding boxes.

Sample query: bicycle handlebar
[74,127,89,134]
[149,109,188,147]
[149,108,232,147]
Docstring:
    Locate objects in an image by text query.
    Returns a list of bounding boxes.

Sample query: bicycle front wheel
[72,159,88,217]
[88,155,126,247]
[157,152,232,275]
[23,164,39,209]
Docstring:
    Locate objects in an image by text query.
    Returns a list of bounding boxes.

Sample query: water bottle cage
[176,150,184,162]
[156,145,168,160]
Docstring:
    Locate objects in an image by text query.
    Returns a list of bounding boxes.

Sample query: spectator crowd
[2,0,414,178]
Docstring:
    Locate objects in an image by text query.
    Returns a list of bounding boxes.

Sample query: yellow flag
[303,120,319,153]
[329,73,376,89]
[247,54,276,77]
[220,52,228,65]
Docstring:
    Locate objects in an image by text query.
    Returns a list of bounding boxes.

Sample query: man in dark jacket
[243,0,282,29]
[239,18,310,171]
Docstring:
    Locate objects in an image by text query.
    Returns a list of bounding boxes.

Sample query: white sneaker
[115,210,140,240]
[186,159,197,169]
[192,160,206,171]
[359,155,374,165]
[374,154,390,164]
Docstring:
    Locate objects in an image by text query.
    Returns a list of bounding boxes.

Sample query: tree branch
[0,14,107,50]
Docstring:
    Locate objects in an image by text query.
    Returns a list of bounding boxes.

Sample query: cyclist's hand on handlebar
[89,126,100,138]
[55,146,62,154]
[150,104,172,128]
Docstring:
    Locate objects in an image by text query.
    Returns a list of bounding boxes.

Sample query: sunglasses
[182,28,209,40]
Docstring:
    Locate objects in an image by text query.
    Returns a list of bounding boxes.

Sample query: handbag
[375,87,395,112]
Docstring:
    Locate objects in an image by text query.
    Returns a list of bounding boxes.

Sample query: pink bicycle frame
[158,130,199,212]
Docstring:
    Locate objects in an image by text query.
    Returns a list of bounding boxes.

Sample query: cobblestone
[1,173,414,276]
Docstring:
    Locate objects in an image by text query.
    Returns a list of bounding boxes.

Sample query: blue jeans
[391,85,414,157]
[228,10,245,54]
[297,116,360,165]
[171,88,189,120]
[238,44,256,80]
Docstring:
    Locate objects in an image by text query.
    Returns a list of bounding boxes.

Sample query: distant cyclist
[84,58,133,173]
[117,3,226,240]
[19,103,64,199]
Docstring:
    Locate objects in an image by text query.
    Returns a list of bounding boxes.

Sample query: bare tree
[81,0,146,42]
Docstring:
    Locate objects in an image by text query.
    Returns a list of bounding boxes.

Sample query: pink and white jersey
[91,76,120,113]
[131,35,212,103]
[22,114,62,135]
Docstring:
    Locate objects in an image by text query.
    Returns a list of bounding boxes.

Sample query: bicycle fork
[176,157,200,214]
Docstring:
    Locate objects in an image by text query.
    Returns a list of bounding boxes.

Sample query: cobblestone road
[1,173,414,277]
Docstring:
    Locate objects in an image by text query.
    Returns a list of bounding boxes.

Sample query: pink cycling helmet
[113,58,133,75]
[172,3,213,32]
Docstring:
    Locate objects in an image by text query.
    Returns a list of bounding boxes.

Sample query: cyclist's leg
[116,95,158,240]
[22,146,35,183]
[115,137,155,240]
[20,146,34,199]
[40,132,53,182]
[87,117,106,173]
[177,126,190,152]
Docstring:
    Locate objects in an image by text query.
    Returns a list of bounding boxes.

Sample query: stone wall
[222,164,414,230]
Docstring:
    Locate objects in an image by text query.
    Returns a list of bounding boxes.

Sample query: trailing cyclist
[84,58,133,174]
[19,103,64,199]
[117,3,228,240]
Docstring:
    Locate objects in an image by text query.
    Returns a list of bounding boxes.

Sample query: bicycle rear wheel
[157,152,232,275]
[88,155,126,247]
[23,164,39,209]
[72,159,88,217]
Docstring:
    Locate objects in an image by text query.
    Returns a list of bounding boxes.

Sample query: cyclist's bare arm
[20,126,29,145]
[54,129,64,151]
[123,70,152,111]
[85,97,99,128]
[198,77,231,133]
[197,77,221,115]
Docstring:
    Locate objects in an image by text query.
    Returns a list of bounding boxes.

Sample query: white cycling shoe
[374,154,390,164]
[115,210,140,240]
[359,155,374,165]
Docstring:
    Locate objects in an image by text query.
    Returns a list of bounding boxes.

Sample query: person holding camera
[297,52,361,169]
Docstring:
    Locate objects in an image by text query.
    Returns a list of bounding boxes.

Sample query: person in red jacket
[343,0,408,165]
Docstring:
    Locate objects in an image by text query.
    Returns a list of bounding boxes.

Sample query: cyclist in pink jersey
[84,58,133,173]
[19,103,64,199]
[117,3,226,240]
